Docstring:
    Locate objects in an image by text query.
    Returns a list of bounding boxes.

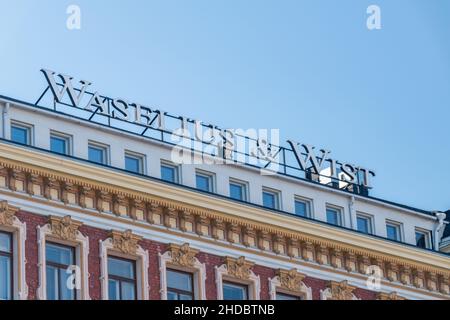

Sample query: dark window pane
[46,243,73,265]
[415,232,427,248]
[230,183,244,200]
[295,201,308,217]
[108,257,135,279]
[0,233,11,253]
[161,165,176,182]
[125,155,141,173]
[11,126,29,144]
[0,255,11,300]
[89,146,105,164]
[50,136,68,154]
[386,225,399,241]
[263,192,276,209]
[326,209,340,226]
[167,270,192,292]
[196,175,211,192]
[121,281,136,300]
[223,282,247,300]
[357,217,370,234]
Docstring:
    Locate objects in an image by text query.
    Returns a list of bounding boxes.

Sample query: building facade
[0,70,449,300]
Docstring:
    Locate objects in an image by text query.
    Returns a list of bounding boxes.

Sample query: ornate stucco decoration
[49,215,83,241]
[225,256,254,280]
[377,292,406,300]
[109,229,143,255]
[0,200,19,226]
[327,280,357,300]
[277,268,306,292]
[168,243,199,267]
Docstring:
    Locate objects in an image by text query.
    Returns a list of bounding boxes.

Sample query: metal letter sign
[37,69,375,193]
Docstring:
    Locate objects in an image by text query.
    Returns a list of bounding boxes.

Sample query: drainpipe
[434,211,447,251]
[348,195,355,229]
[1,102,10,138]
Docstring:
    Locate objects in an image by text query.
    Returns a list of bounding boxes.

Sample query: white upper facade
[0,96,447,254]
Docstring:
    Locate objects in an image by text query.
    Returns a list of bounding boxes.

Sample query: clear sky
[0,0,449,211]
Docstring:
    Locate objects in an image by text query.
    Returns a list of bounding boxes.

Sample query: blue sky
[0,0,449,211]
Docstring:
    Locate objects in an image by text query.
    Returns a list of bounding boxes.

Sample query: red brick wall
[15,210,377,300]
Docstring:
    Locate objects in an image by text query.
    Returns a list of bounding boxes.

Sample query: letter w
[287,140,331,174]
[41,69,91,108]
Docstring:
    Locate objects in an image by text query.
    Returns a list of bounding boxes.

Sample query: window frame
[195,170,215,193]
[386,220,403,242]
[107,255,138,301]
[326,205,343,226]
[10,120,33,146]
[124,151,146,174]
[160,161,180,184]
[88,141,110,165]
[356,213,374,235]
[415,228,432,249]
[166,268,195,300]
[294,196,313,218]
[45,241,76,300]
[229,178,248,202]
[0,231,13,300]
[276,291,302,300]
[262,187,281,210]
[50,131,72,155]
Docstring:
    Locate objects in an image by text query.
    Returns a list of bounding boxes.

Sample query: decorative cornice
[109,229,142,255]
[167,243,199,267]
[0,200,19,226]
[327,280,357,300]
[225,256,254,280]
[48,215,83,241]
[277,268,306,292]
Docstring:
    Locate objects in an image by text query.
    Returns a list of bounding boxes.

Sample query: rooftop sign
[37,69,375,191]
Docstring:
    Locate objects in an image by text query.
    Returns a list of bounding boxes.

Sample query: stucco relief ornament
[278,269,305,292]
[111,229,142,255]
[0,200,16,226]
[49,215,82,241]
[169,243,199,267]
[226,256,254,280]
[377,291,406,300]
[329,280,356,300]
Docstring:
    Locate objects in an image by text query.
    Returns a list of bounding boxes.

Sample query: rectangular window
[223,282,248,300]
[50,132,71,155]
[356,214,373,234]
[276,292,301,300]
[262,189,280,210]
[166,269,194,300]
[11,122,32,145]
[88,142,109,165]
[45,242,76,300]
[196,171,214,192]
[326,207,342,226]
[415,229,431,249]
[108,256,136,300]
[161,162,179,183]
[125,152,144,174]
[0,232,12,300]
[229,180,247,201]
[294,198,311,217]
[386,222,402,241]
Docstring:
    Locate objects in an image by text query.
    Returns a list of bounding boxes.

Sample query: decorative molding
[168,243,199,268]
[0,200,19,226]
[321,280,359,300]
[225,256,255,280]
[269,268,312,300]
[49,215,83,241]
[109,229,143,255]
